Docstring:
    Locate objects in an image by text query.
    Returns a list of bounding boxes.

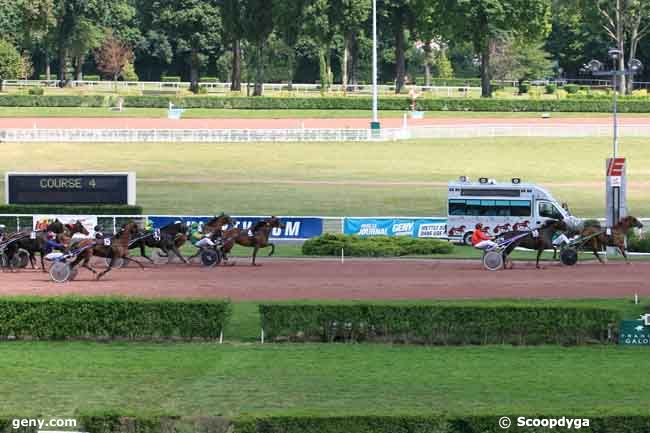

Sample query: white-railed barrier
[3,124,650,142]
[405,124,650,139]
[0,128,410,143]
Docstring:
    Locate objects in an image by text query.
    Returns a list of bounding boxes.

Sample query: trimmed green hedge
[2,415,646,433]
[5,94,650,112]
[0,297,231,340]
[259,303,620,345]
[302,234,454,257]
[0,94,112,107]
[0,204,142,215]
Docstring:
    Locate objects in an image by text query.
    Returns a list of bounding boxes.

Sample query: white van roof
[448,179,556,201]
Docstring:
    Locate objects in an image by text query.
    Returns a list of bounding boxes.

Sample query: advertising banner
[148,216,323,240]
[33,215,98,236]
[343,218,447,238]
[619,320,650,346]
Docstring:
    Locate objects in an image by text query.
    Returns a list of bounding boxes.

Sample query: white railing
[0,127,410,143]
[405,124,650,139]
[3,124,650,142]
[1,79,482,97]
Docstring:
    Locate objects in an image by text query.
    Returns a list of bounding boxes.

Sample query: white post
[635,293,639,305]
[261,328,265,344]
[341,248,345,264]
[219,330,223,344]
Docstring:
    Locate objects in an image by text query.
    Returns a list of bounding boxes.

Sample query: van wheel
[463,232,473,246]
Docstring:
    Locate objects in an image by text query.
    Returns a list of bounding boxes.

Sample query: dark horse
[221,216,285,266]
[17,220,88,271]
[129,221,189,264]
[70,221,143,280]
[499,219,569,269]
[581,216,643,264]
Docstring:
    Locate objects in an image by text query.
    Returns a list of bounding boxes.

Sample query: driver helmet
[47,231,56,240]
[475,223,483,230]
[0,224,5,232]
[94,224,104,232]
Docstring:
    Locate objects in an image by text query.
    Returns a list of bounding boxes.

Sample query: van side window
[449,199,466,216]
[511,200,532,217]
[538,201,562,219]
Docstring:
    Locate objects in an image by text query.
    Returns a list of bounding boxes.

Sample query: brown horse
[69,222,143,279]
[18,220,88,271]
[204,213,235,237]
[581,216,644,264]
[499,219,569,269]
[221,216,285,266]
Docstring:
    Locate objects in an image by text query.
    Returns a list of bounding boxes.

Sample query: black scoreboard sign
[5,172,136,205]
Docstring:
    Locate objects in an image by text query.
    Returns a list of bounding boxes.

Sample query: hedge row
[259,304,620,345]
[5,94,650,112]
[302,234,454,256]
[0,204,142,215]
[0,297,231,340]
[3,415,648,433]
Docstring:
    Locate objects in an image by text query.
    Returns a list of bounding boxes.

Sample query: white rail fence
[405,124,650,139]
[1,79,481,97]
[0,128,409,142]
[2,124,650,142]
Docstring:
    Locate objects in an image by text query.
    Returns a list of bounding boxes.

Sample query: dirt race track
[0,258,648,300]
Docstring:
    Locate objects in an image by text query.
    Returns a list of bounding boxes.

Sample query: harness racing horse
[18,220,88,271]
[581,216,644,264]
[221,216,285,266]
[130,221,189,264]
[69,221,143,279]
[499,219,569,269]
[204,213,234,237]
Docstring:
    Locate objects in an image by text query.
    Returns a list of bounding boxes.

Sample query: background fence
[2,123,650,142]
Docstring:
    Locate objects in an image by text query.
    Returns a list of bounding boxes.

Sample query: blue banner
[344,218,447,238]
[148,216,322,240]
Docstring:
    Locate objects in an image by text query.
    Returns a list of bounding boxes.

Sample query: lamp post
[370,0,380,133]
[584,52,643,238]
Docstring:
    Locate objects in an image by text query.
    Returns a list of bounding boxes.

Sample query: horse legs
[124,256,145,270]
[171,246,188,264]
[251,245,260,266]
[591,240,606,264]
[97,251,114,280]
[140,244,154,264]
[536,249,543,269]
[267,243,275,257]
[618,243,630,264]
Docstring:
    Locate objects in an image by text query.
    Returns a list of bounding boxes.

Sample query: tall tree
[220,0,246,91]
[303,0,336,93]
[274,0,306,90]
[242,0,274,96]
[154,0,221,92]
[332,0,371,89]
[0,39,23,90]
[21,0,56,79]
[441,0,552,97]
[95,32,134,80]
[378,0,417,93]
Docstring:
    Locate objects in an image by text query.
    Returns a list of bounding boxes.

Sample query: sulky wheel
[11,249,29,269]
[483,250,505,271]
[49,261,72,283]
[560,248,579,266]
[200,249,222,267]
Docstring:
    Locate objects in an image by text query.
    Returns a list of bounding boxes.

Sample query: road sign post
[606,158,626,256]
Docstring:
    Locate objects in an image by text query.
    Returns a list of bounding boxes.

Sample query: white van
[447,177,581,244]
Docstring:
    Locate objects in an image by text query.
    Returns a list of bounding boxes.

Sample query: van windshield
[538,201,563,219]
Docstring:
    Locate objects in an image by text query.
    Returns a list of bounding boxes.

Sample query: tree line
[1,0,650,96]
